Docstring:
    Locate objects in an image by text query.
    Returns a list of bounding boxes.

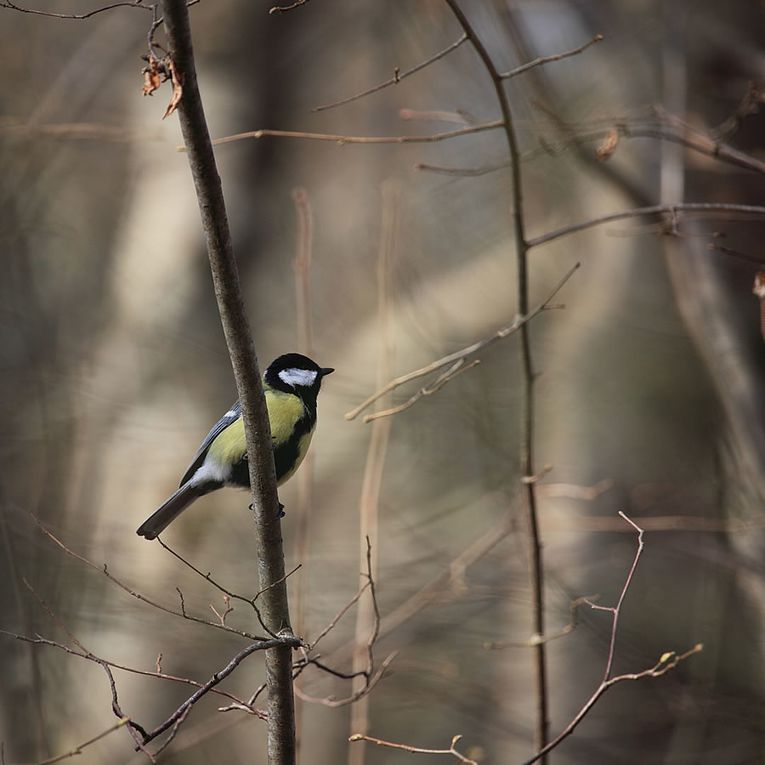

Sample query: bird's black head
[264,353,334,399]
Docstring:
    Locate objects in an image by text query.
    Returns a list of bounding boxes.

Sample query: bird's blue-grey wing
[178,401,242,487]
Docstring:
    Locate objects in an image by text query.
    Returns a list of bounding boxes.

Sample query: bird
[136,353,334,540]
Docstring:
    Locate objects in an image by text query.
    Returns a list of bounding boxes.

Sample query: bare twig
[522,647,702,765]
[139,638,291,745]
[297,540,395,709]
[415,160,510,177]
[417,114,765,178]
[268,0,308,14]
[521,512,703,765]
[29,515,266,641]
[484,595,594,649]
[602,512,643,680]
[363,359,480,423]
[557,120,765,176]
[156,536,293,639]
[349,733,478,765]
[345,262,579,421]
[31,719,130,765]
[0,628,257,710]
[499,34,603,79]
[295,653,397,709]
[312,34,468,112]
[308,580,371,650]
[527,203,765,248]
[0,0,150,19]
[205,121,504,149]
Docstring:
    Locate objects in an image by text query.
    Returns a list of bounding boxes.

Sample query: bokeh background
[2,1,765,763]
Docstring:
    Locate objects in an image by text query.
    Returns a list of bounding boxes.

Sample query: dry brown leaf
[595,127,619,160]
[142,55,162,97]
[163,56,183,119]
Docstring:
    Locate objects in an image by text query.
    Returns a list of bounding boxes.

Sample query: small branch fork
[28,514,269,641]
[521,512,703,765]
[156,536,301,639]
[293,539,396,708]
[345,261,580,422]
[349,733,478,765]
[3,518,390,759]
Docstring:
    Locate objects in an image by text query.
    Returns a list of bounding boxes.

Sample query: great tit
[136,353,333,540]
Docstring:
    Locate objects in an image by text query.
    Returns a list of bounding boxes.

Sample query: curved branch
[527,203,765,248]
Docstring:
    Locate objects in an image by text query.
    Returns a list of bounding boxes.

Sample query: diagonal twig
[499,34,603,79]
[29,514,267,641]
[312,34,468,113]
[345,262,579,422]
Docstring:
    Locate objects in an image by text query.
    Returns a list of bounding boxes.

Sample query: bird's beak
[321,367,335,376]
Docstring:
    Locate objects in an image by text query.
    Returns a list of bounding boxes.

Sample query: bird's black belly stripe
[228,407,316,489]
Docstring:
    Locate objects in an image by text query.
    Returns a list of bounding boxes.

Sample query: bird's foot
[248,501,286,518]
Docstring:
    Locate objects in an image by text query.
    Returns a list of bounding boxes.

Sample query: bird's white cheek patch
[278,368,318,387]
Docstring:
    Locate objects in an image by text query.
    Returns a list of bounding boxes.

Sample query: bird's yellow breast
[265,388,308,443]
[207,389,308,468]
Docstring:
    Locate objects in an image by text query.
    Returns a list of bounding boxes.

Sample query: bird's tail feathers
[136,483,205,540]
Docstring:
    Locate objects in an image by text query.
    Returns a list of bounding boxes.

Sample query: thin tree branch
[603,512,643,680]
[296,540,395,710]
[349,734,478,765]
[521,512,703,765]
[415,160,510,177]
[160,3,296,763]
[205,121,504,149]
[362,359,481,423]
[312,34,468,113]
[140,638,293,745]
[442,1,550,754]
[29,515,266,641]
[156,537,287,639]
[27,719,129,765]
[268,0,309,14]
[0,627,257,711]
[527,203,765,248]
[345,262,579,422]
[0,0,150,19]
[308,580,371,651]
[499,34,603,79]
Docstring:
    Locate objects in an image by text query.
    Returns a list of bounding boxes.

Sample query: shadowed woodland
[2,1,765,763]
